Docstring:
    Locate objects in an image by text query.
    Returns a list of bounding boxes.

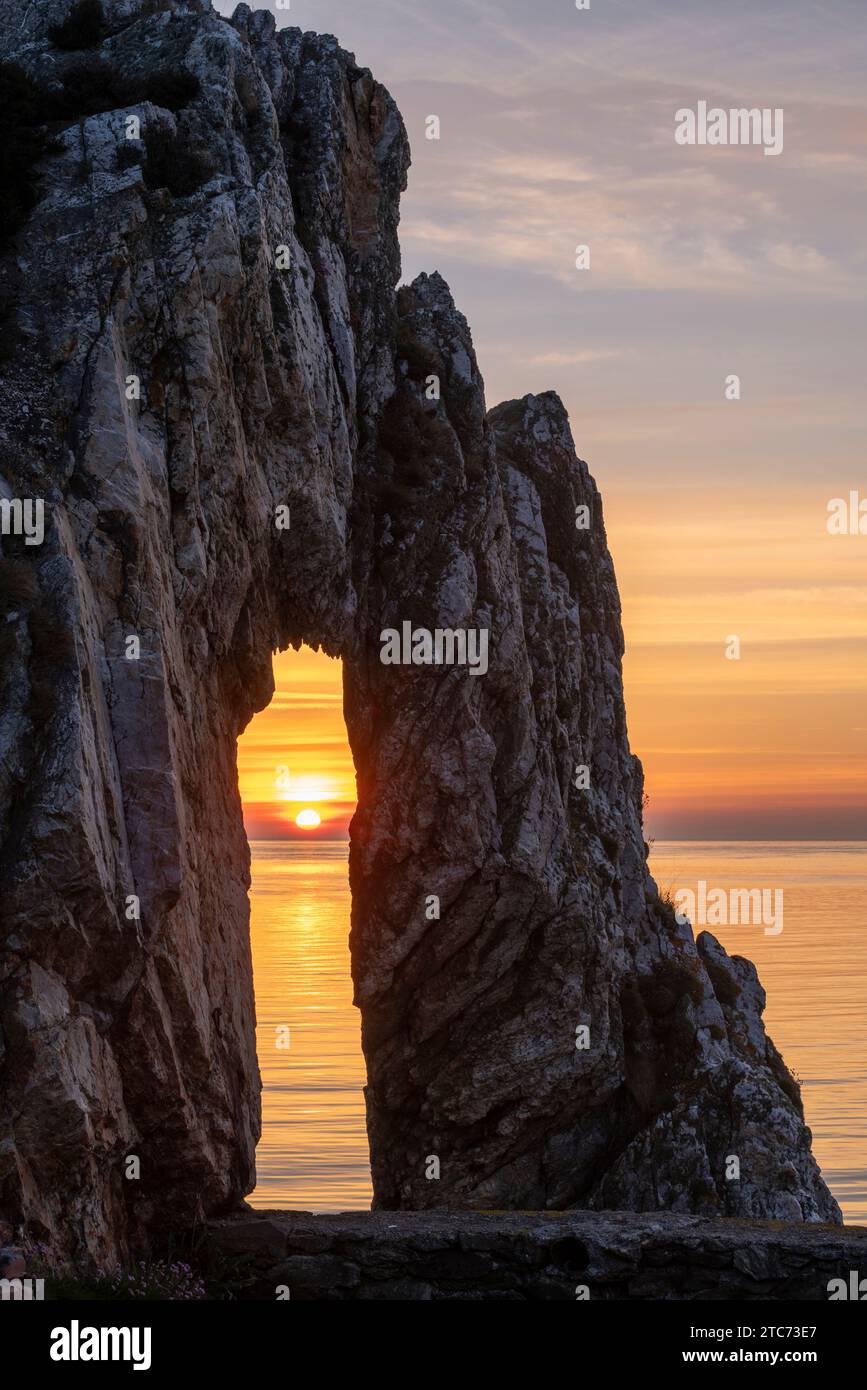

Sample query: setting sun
[295,808,322,829]
[237,646,356,840]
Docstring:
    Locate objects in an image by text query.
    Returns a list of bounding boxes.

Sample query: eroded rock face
[345,276,838,1224]
[0,0,839,1263]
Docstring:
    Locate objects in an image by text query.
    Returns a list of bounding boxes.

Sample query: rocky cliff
[0,0,840,1265]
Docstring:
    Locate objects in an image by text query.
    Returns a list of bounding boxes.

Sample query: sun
[295,808,321,829]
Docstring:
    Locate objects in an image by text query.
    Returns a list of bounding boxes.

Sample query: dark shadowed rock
[0,1245,26,1279]
[208,1209,864,1300]
[0,0,840,1263]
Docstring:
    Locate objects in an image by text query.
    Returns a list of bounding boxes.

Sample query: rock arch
[0,2,838,1262]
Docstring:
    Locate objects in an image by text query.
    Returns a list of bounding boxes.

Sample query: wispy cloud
[217,0,867,839]
[528,348,627,365]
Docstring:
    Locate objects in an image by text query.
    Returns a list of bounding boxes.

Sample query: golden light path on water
[247,841,372,1211]
[247,839,866,1222]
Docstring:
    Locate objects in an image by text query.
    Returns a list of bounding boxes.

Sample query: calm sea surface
[247,839,866,1222]
[247,841,372,1211]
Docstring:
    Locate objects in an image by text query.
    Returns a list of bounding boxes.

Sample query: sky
[229,0,867,839]
[239,647,355,838]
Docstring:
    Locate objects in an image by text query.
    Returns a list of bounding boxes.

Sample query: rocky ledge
[208,1209,867,1301]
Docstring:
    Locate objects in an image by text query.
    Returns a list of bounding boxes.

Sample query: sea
[246,839,866,1223]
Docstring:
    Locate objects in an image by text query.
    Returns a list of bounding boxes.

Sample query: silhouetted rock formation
[0,0,840,1264]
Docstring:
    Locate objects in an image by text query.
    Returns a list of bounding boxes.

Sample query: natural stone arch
[0,1,838,1264]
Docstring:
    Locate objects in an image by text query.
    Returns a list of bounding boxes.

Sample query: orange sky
[229,0,866,843]
[237,479,866,841]
[611,483,867,838]
[238,647,354,840]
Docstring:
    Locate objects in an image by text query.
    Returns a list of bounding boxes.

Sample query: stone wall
[208,1209,867,1301]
